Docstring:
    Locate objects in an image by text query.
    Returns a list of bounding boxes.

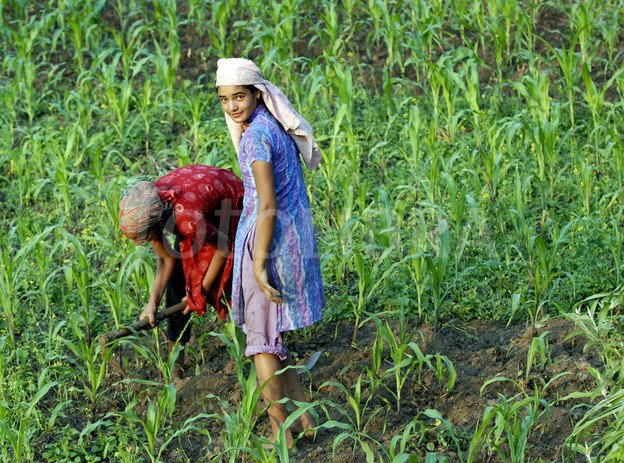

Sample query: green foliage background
[1,0,623,461]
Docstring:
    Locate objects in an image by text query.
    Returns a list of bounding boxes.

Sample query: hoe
[97,300,187,376]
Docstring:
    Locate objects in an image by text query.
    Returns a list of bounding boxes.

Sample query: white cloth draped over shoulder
[215,57,322,170]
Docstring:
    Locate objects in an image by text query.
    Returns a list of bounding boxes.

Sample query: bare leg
[168,341,185,380]
[254,353,294,448]
[281,353,316,436]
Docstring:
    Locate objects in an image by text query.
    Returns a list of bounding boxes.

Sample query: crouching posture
[119,165,243,379]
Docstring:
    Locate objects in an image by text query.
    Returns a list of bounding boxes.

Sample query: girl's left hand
[181,296,191,315]
[253,264,282,304]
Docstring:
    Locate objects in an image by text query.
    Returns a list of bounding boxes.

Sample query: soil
[99,316,599,462]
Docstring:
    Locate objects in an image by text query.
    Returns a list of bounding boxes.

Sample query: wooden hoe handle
[97,300,188,346]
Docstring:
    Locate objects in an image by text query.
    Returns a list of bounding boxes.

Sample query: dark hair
[245,85,263,104]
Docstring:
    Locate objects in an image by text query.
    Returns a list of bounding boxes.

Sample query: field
[1,0,624,461]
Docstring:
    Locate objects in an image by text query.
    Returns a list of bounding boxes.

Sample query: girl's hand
[139,303,158,327]
[253,263,282,304]
[181,296,192,315]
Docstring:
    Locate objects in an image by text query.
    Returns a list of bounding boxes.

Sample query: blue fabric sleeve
[241,126,272,163]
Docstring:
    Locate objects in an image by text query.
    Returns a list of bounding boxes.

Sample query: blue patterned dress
[231,104,325,332]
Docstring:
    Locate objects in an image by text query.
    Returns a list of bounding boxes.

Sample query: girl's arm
[140,235,177,326]
[181,248,227,315]
[251,160,283,304]
[201,251,226,292]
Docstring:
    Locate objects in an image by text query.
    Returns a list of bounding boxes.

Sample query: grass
[1,0,624,461]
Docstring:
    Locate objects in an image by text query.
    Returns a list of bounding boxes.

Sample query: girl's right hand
[253,264,282,304]
[139,303,158,327]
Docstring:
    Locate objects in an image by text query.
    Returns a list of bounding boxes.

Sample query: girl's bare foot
[263,428,294,450]
[291,412,316,439]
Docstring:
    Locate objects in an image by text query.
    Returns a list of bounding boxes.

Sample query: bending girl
[119,165,243,379]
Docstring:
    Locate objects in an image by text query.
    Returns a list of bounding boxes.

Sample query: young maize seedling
[525,331,551,380]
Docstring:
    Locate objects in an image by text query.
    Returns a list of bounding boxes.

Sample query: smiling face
[217,85,260,124]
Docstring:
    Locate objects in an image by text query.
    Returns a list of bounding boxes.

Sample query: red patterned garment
[154,165,243,318]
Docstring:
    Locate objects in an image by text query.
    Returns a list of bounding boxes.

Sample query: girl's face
[122,227,161,246]
[217,85,260,124]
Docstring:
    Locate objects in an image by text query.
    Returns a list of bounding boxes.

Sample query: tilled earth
[102,316,599,462]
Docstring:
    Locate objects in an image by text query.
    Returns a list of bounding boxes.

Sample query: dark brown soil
[102,315,599,462]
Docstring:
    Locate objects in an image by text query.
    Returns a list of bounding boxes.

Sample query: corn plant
[597,5,621,69]
[177,90,208,162]
[0,411,30,463]
[408,342,456,393]
[321,374,386,435]
[601,215,624,286]
[0,224,56,349]
[570,2,595,65]
[4,14,50,122]
[266,0,300,63]
[66,2,104,71]
[530,222,576,326]
[581,63,623,153]
[409,248,428,319]
[426,53,463,140]
[485,0,517,80]
[151,38,180,123]
[63,232,94,343]
[550,33,580,125]
[97,48,146,144]
[405,102,423,165]
[110,18,147,80]
[314,0,347,58]
[565,288,624,382]
[518,96,563,210]
[377,316,416,419]
[208,365,283,462]
[82,381,178,463]
[13,218,64,320]
[404,14,443,77]
[577,156,594,214]
[566,387,624,462]
[325,59,354,138]
[0,364,59,462]
[206,0,238,57]
[387,415,427,462]
[0,232,18,349]
[125,327,184,384]
[478,115,519,198]
[350,242,413,345]
[363,326,388,397]
[603,132,624,189]
[471,373,567,463]
[525,331,550,380]
[366,0,406,72]
[61,319,112,420]
[319,379,387,462]
[424,219,450,326]
[208,320,247,385]
[457,58,482,144]
[318,100,349,221]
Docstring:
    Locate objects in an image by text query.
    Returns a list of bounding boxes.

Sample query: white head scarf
[216,58,322,170]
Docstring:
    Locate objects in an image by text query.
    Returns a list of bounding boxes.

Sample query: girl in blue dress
[216,58,325,447]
